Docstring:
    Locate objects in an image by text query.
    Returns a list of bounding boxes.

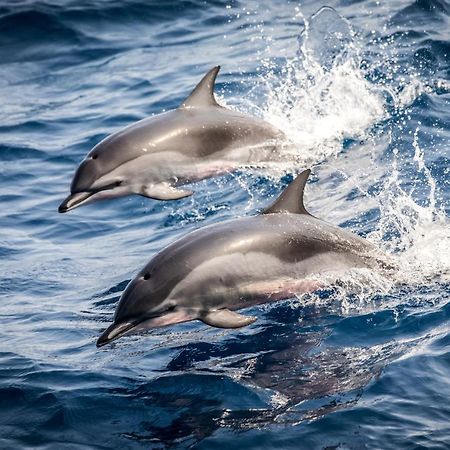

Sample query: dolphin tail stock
[200,309,257,328]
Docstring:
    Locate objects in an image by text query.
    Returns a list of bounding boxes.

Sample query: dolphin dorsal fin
[180,66,220,109]
[262,169,312,215]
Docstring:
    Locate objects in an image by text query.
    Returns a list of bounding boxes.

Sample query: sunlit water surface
[1,1,450,448]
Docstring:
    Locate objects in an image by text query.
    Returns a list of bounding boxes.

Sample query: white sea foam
[370,129,450,285]
[259,7,386,164]
[294,129,450,316]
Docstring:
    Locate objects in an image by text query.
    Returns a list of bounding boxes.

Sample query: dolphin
[97,169,392,347]
[59,66,286,212]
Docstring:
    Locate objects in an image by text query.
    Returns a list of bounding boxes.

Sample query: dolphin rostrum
[97,169,392,347]
[59,66,286,212]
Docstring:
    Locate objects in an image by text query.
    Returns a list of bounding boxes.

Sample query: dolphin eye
[143,273,151,280]
[91,154,98,160]
[115,180,122,187]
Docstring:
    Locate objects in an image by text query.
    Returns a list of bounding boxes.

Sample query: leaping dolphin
[97,169,392,347]
[59,66,286,212]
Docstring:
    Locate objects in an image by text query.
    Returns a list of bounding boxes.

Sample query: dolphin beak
[58,191,95,213]
[96,321,137,348]
[96,310,194,347]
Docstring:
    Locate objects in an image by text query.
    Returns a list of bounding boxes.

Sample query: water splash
[295,129,449,316]
[260,7,386,162]
[371,129,450,284]
[219,6,449,316]
[249,6,449,310]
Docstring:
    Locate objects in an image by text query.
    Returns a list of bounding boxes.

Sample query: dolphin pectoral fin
[200,309,256,328]
[141,183,194,201]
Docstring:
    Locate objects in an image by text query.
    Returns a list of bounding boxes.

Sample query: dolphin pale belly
[59,66,286,212]
[97,170,392,347]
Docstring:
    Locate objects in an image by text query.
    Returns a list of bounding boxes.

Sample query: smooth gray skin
[59,66,286,212]
[97,169,392,347]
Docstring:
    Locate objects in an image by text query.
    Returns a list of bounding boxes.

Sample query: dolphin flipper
[200,309,256,328]
[141,183,193,201]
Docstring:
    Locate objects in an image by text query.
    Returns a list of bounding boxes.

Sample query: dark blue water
[1,1,450,448]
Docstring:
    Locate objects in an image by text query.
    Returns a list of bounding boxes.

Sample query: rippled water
[1,1,450,448]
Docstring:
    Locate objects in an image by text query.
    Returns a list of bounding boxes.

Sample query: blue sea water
[1,0,450,448]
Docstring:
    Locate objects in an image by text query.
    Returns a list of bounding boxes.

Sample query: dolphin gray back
[80,66,283,173]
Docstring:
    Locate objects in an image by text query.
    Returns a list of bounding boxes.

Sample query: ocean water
[1,0,450,448]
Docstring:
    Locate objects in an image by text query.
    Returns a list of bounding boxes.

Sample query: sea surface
[1,1,450,448]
